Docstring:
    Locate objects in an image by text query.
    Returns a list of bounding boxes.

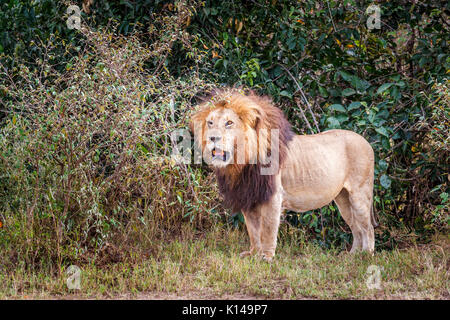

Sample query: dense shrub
[0,7,218,270]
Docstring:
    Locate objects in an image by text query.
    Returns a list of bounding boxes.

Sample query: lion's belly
[281,174,344,212]
[280,133,348,212]
[281,189,338,212]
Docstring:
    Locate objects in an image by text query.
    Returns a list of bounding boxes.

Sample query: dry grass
[1,225,448,300]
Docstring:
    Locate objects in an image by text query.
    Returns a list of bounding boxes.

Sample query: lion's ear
[239,106,264,130]
[189,105,210,132]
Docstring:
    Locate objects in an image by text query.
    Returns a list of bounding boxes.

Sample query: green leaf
[339,71,370,91]
[342,88,356,96]
[348,101,361,111]
[377,83,394,95]
[380,174,391,189]
[329,88,341,97]
[378,160,388,171]
[381,137,390,150]
[354,78,371,92]
[329,104,346,112]
[318,86,328,97]
[375,127,389,137]
[279,90,292,98]
[339,71,353,82]
[336,114,349,123]
[391,85,401,100]
[326,117,340,128]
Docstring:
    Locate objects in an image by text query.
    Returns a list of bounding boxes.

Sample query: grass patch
[0,225,448,300]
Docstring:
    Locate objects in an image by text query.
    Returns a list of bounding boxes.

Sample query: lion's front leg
[259,190,283,262]
[241,210,262,257]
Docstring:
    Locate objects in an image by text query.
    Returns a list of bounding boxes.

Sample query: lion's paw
[261,255,273,263]
[239,251,252,258]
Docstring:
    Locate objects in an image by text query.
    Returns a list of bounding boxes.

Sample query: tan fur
[191,89,376,261]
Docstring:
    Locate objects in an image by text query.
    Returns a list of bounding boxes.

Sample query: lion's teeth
[213,149,224,157]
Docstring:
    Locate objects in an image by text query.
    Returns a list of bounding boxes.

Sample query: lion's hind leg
[335,187,375,254]
[349,185,375,253]
[334,188,361,252]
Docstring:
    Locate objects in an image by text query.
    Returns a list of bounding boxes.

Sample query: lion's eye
[225,120,233,127]
[207,120,213,126]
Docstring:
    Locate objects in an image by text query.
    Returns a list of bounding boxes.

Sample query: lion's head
[190,88,294,212]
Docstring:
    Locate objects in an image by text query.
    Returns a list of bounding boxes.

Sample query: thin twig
[280,65,320,133]
[293,97,314,133]
[327,1,338,33]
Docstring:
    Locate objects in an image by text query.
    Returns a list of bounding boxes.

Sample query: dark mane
[216,164,275,212]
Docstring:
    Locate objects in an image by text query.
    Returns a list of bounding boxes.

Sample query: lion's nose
[209,136,221,142]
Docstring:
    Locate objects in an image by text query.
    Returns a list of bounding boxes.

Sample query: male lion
[190,89,376,261]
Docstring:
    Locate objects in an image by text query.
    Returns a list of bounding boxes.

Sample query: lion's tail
[371,203,379,228]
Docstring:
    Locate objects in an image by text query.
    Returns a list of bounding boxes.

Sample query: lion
[190,89,377,261]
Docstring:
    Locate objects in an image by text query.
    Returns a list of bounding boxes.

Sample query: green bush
[0,14,218,271]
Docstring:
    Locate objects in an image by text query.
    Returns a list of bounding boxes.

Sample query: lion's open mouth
[212,147,230,162]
